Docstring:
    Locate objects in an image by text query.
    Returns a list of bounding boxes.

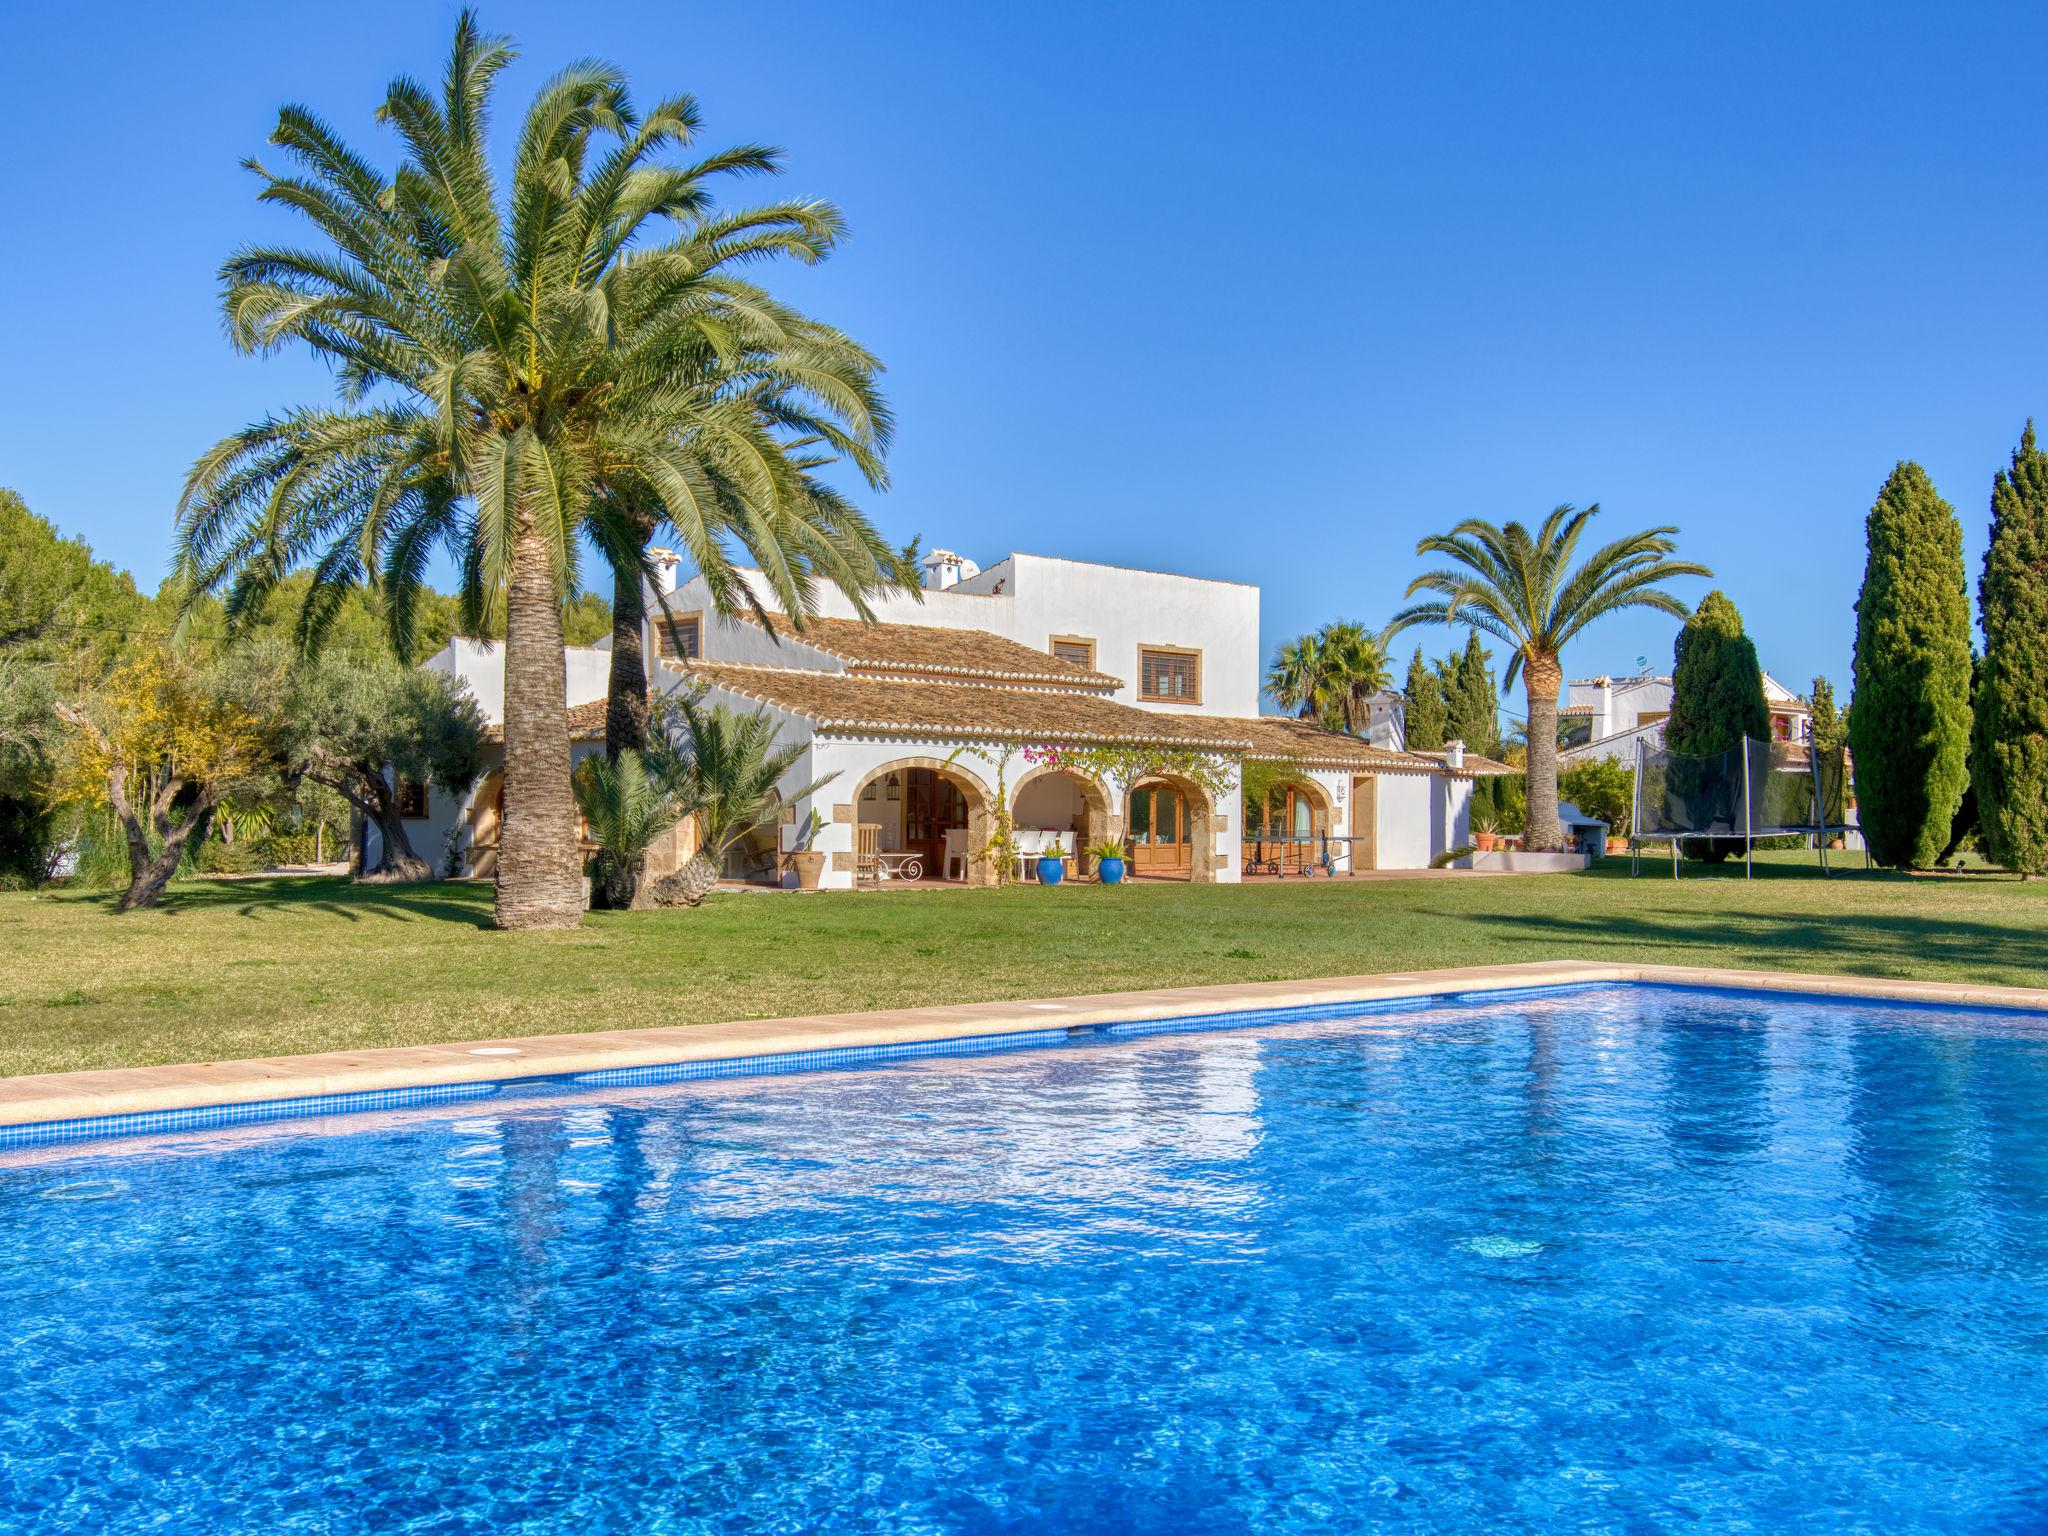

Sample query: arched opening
[853,757,997,885]
[1243,773,1334,875]
[1125,773,1219,882]
[1010,764,1113,878]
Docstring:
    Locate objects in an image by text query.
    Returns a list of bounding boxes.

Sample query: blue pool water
[5,983,2048,1533]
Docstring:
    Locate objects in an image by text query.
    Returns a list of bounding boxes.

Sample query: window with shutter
[1138,647,1200,703]
[396,779,429,819]
[1049,636,1096,671]
[658,614,702,659]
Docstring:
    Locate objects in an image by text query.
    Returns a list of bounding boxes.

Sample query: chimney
[920,548,981,591]
[649,547,682,596]
[1445,738,1466,770]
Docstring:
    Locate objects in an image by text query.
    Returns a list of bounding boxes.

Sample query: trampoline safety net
[1634,738,1849,841]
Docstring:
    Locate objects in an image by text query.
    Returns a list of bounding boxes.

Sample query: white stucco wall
[649,553,1260,718]
[419,637,612,726]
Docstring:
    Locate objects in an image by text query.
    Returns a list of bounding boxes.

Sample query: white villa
[396,547,1512,889]
[1559,670,1813,768]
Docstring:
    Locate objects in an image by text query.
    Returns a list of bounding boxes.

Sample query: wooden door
[1128,784,1191,873]
[1351,775,1378,871]
[467,771,504,877]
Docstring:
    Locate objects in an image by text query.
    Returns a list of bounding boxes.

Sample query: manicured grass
[2,855,2044,1079]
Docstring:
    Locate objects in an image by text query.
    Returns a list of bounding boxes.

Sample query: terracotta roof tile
[1226,714,1519,776]
[728,613,1123,691]
[669,661,1250,749]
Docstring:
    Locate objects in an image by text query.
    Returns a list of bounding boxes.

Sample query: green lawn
[1,855,2044,1080]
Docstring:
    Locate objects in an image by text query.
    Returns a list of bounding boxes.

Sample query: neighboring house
[388,547,1512,888]
[1559,670,1813,767]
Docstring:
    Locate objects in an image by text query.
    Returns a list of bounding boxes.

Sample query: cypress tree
[1439,632,1501,756]
[1665,590,1768,860]
[1402,646,1446,753]
[1849,461,1974,869]
[1974,423,2048,876]
[1666,591,1768,756]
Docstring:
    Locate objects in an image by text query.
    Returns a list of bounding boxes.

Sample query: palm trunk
[1523,651,1565,852]
[605,523,651,761]
[496,512,585,929]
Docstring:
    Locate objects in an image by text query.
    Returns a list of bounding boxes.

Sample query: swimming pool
[3,981,2046,1532]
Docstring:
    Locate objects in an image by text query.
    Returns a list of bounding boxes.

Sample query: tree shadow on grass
[1466,905,2048,988]
[155,876,498,930]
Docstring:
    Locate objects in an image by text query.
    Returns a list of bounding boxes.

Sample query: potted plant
[1036,843,1069,885]
[786,810,826,892]
[1090,837,1128,884]
[1472,812,1499,853]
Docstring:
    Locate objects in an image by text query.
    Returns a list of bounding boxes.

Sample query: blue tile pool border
[5,976,2044,1152]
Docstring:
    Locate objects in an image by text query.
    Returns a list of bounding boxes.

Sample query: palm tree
[657,695,834,904]
[1389,506,1708,850]
[1315,621,1393,733]
[174,13,902,929]
[572,748,696,909]
[1265,634,1326,719]
[1264,623,1392,732]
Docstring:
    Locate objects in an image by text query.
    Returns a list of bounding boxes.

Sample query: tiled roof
[731,613,1122,691]
[669,661,1251,749]
[1227,714,1519,777]
[484,698,609,744]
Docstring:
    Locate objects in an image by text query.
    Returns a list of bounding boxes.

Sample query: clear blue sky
[5,1,2046,704]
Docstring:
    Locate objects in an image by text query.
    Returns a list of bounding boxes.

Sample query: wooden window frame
[652,609,704,661]
[1048,634,1097,672]
[1137,643,1203,705]
[396,778,429,819]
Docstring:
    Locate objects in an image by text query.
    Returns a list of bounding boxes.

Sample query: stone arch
[1242,767,1335,875]
[1126,772,1221,883]
[1010,762,1115,877]
[853,754,999,886]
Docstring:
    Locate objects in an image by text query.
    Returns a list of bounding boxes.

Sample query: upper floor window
[396,779,429,819]
[1050,635,1096,671]
[657,613,702,659]
[1138,646,1201,704]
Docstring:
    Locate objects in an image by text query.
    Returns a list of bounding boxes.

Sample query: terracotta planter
[1606,836,1630,855]
[1473,832,1498,853]
[789,850,826,892]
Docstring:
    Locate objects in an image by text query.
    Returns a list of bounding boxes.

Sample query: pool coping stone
[4,959,2046,1133]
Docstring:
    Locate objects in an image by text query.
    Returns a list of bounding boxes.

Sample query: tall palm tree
[174,13,902,929]
[1389,506,1708,851]
[1264,623,1392,732]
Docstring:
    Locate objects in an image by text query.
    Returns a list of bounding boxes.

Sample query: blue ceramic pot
[1036,855,1066,885]
[1097,856,1125,885]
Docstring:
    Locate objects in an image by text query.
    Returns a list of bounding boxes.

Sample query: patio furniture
[942,827,970,881]
[1013,828,1075,881]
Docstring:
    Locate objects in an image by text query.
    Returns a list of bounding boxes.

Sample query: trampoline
[1630,737,1852,878]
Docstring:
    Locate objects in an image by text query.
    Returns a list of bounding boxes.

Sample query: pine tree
[1401,646,1446,752]
[1809,677,1845,753]
[1849,461,1975,869]
[1974,423,2048,876]
[1664,590,1768,861]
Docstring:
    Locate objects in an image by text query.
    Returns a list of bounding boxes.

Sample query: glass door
[1129,785,1189,872]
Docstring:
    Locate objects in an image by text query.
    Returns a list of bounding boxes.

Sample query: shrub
[1559,757,1634,837]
